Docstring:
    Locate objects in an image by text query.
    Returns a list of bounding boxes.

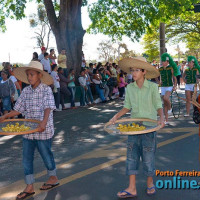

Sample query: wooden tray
[104,118,161,135]
[0,119,41,135]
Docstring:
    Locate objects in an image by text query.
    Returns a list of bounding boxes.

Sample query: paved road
[0,89,200,200]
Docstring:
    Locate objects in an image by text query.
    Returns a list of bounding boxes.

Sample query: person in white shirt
[78,69,89,106]
[41,53,51,74]
[51,64,61,111]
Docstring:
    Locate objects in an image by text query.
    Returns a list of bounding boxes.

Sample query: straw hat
[118,57,160,79]
[13,61,53,85]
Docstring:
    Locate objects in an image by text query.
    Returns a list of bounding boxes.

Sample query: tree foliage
[29,4,52,49]
[88,0,198,41]
[141,26,160,62]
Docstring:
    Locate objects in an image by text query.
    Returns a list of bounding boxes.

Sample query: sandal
[147,185,156,195]
[16,192,35,200]
[40,182,59,190]
[117,190,137,198]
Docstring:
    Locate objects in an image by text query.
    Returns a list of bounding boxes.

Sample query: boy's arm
[37,108,51,132]
[110,108,130,124]
[0,110,21,122]
[157,108,165,128]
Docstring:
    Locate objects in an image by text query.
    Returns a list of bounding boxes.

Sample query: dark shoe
[102,100,107,103]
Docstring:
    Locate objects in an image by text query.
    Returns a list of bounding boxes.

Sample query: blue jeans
[87,85,94,103]
[68,87,76,107]
[53,88,60,109]
[95,85,106,101]
[126,132,156,177]
[80,86,89,106]
[23,138,56,184]
[2,96,11,111]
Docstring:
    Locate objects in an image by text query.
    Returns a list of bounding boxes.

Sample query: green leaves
[88,0,199,41]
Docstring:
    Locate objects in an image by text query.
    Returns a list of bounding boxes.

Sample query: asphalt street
[0,88,200,200]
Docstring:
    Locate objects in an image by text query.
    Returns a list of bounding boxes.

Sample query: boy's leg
[16,139,36,199]
[36,139,58,189]
[117,135,140,197]
[141,132,156,194]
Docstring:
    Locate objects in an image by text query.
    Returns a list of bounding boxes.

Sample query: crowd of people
[0,47,134,115]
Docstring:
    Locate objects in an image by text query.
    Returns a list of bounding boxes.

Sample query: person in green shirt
[110,57,165,198]
[182,56,200,117]
[159,53,178,124]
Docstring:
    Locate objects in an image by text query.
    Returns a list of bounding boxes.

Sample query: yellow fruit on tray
[2,123,31,132]
[117,123,146,132]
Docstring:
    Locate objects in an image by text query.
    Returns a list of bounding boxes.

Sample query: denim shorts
[2,96,11,111]
[126,131,156,177]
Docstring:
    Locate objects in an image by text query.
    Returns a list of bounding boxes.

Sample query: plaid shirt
[14,83,56,140]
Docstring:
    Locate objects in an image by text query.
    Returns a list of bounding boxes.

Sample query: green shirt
[124,79,162,125]
[159,66,173,87]
[185,67,198,84]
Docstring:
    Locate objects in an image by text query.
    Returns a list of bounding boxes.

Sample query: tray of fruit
[0,119,41,135]
[104,118,161,135]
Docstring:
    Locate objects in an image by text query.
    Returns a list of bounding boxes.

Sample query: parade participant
[110,57,164,198]
[159,53,178,124]
[182,56,200,117]
[0,61,59,200]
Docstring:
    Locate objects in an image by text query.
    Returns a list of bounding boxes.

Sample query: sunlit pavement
[0,88,200,200]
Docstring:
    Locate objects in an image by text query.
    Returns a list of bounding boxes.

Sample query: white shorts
[185,84,194,91]
[161,87,173,96]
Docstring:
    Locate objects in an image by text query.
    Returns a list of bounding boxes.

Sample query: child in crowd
[78,69,89,106]
[51,64,61,111]
[0,61,59,200]
[110,57,164,198]
[0,70,15,114]
[118,71,128,99]
[67,69,77,108]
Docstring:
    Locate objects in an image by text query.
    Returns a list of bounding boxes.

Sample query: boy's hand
[37,121,47,132]
[158,118,165,128]
[0,115,6,122]
[109,115,118,124]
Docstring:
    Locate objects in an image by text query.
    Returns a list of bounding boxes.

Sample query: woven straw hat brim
[118,58,160,79]
[13,67,53,85]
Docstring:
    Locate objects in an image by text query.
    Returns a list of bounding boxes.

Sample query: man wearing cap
[38,46,46,61]
[182,56,200,117]
[159,53,178,124]
[110,57,164,198]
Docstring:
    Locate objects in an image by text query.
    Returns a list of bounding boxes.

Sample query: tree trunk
[43,0,85,77]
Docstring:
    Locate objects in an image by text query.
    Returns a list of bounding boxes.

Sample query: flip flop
[16,192,35,200]
[40,182,60,190]
[147,185,156,195]
[117,190,137,198]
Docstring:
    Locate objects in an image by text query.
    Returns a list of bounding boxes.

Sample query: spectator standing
[99,68,110,100]
[78,69,89,106]
[92,69,106,103]
[51,64,61,111]
[81,51,86,68]
[175,61,181,89]
[38,47,46,61]
[85,67,94,105]
[67,69,77,108]
[49,49,57,66]
[32,52,39,61]
[58,48,67,77]
[0,70,15,114]
[118,71,128,99]
[41,53,51,74]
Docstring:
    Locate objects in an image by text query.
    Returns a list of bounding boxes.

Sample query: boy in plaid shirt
[0,61,59,200]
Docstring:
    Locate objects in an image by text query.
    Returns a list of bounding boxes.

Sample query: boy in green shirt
[110,57,165,198]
